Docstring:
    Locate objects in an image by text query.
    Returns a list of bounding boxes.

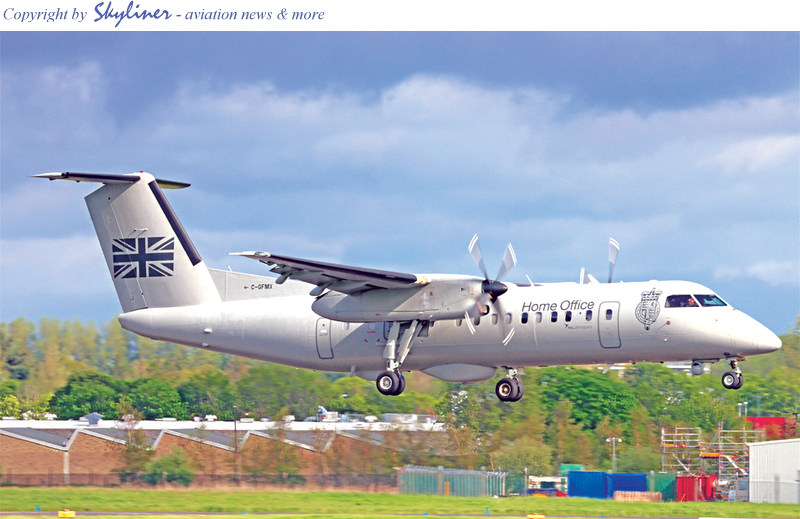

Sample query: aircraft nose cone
[758,330,782,353]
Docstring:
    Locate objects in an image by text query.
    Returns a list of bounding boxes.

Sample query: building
[748,438,800,504]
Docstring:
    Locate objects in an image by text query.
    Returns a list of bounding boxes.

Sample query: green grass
[0,488,797,518]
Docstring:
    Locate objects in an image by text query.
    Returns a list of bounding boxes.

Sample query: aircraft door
[316,318,334,359]
[598,302,621,348]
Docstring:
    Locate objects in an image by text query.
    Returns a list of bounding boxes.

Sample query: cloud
[2,61,797,331]
[714,260,798,287]
[0,233,116,320]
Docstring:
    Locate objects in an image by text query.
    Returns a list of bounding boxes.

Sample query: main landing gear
[376,369,406,396]
[496,367,524,402]
[721,358,744,390]
[376,320,423,396]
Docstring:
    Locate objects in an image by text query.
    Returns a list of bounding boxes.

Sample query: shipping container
[567,471,606,498]
[748,438,800,504]
[606,473,648,495]
[653,473,677,501]
[567,472,649,499]
[676,474,718,502]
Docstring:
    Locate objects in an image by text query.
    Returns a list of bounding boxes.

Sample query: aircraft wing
[232,251,428,295]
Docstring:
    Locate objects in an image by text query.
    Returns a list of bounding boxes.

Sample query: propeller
[467,235,517,345]
[608,238,620,283]
[579,238,620,284]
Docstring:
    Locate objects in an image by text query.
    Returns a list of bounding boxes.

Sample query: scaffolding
[705,423,765,485]
[661,427,703,475]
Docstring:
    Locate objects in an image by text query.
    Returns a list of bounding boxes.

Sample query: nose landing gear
[721,358,744,390]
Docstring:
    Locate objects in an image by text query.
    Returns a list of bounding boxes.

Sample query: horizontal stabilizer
[33,172,190,189]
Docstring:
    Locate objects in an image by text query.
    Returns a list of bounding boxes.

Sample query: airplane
[34,171,782,402]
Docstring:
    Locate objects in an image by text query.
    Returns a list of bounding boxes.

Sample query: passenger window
[342,322,350,331]
[666,295,698,308]
[586,310,593,321]
[535,312,543,324]
[551,311,558,323]
[473,316,481,326]
[491,314,498,325]
[695,294,727,307]
[605,309,613,320]
[521,312,529,324]
[455,319,462,327]
[504,313,512,325]
[565,311,572,322]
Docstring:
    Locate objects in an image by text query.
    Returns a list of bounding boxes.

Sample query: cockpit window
[694,294,727,307]
[665,295,698,308]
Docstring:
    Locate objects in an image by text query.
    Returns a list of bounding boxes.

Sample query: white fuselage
[118,275,781,382]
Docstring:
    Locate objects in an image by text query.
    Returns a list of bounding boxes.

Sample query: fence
[398,466,507,497]
[1,472,398,491]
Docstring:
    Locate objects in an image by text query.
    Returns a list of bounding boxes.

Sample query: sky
[1,31,798,334]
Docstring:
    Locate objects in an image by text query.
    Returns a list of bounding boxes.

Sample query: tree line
[1,315,798,475]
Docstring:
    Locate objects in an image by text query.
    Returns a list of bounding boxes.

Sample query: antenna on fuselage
[608,238,620,283]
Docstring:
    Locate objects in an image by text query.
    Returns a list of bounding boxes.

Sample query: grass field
[0,488,798,518]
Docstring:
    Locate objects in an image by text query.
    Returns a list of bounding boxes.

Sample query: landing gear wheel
[496,378,519,402]
[512,379,524,402]
[722,371,743,390]
[393,373,407,396]
[377,371,401,396]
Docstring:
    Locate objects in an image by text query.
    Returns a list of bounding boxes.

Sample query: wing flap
[232,251,427,295]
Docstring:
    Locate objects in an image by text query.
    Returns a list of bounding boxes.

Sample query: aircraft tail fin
[35,172,220,312]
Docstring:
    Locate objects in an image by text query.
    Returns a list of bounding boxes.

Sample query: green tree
[103,320,131,378]
[49,370,125,419]
[434,387,487,469]
[1,318,35,383]
[177,367,238,419]
[143,447,194,486]
[0,394,21,418]
[236,364,333,418]
[129,378,186,420]
[546,399,594,471]
[615,445,661,473]
[21,392,53,419]
[113,397,154,481]
[539,367,639,430]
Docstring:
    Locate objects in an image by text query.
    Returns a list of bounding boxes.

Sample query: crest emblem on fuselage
[635,288,662,330]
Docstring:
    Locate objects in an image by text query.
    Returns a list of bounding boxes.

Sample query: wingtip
[32,172,64,180]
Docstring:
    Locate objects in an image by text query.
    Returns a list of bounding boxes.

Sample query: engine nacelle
[311,275,482,322]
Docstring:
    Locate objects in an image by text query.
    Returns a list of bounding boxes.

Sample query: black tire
[512,379,525,402]
[732,373,744,390]
[376,371,400,395]
[721,371,738,389]
[393,374,407,396]
[496,378,519,402]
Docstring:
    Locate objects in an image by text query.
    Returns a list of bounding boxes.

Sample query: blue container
[605,473,648,496]
[567,471,606,498]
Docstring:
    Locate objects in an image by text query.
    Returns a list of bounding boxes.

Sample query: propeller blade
[469,234,489,280]
[608,238,620,283]
[496,243,517,281]
[494,296,516,346]
[464,312,476,335]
